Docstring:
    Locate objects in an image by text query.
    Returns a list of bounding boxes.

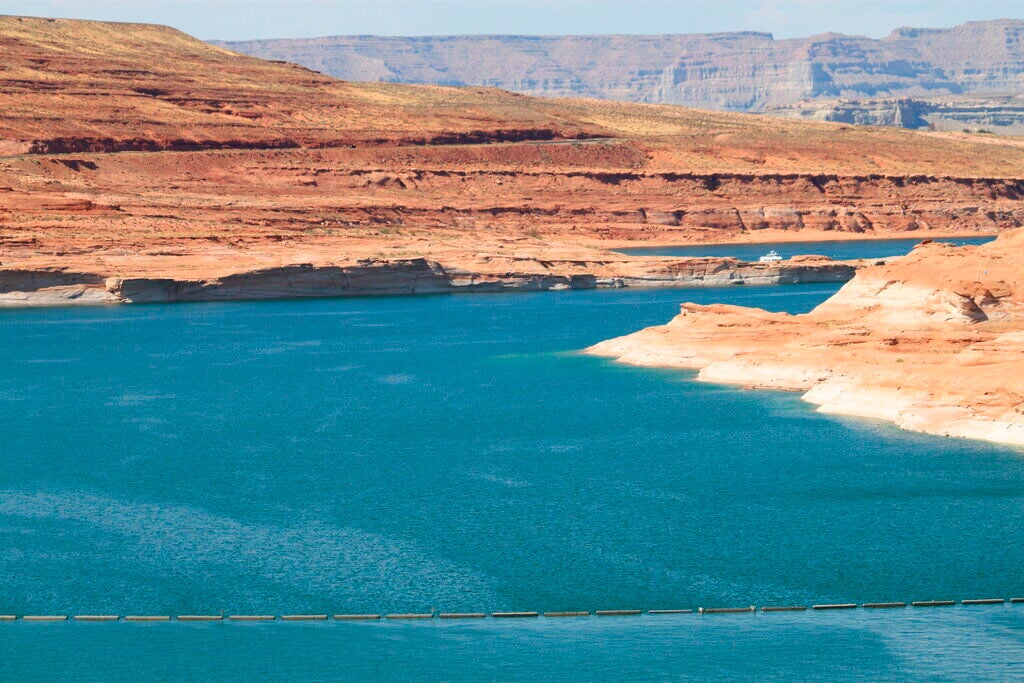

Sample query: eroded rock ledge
[587,233,1024,447]
[0,256,856,307]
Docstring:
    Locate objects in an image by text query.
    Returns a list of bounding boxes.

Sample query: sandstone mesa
[588,232,1024,447]
[220,20,1024,134]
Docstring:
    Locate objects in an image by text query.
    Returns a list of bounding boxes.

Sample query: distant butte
[2,16,1024,305]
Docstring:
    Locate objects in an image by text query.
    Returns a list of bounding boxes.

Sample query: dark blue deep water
[618,235,996,261]
[2,284,1023,679]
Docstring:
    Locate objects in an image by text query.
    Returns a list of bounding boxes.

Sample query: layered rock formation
[217,20,1024,112]
[0,256,857,307]
[4,16,1024,307]
[588,232,1024,446]
[768,95,1024,136]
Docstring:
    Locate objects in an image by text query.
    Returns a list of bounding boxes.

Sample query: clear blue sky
[0,0,1021,40]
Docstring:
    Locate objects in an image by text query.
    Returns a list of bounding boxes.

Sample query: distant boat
[758,250,783,263]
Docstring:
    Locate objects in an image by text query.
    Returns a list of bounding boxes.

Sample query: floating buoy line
[2,598,1021,622]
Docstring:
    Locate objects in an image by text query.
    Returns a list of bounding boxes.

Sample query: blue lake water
[618,235,996,261]
[2,284,1023,679]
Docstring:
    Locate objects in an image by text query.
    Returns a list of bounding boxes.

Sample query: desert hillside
[5,16,1024,172]
[3,16,1024,305]
[0,15,608,155]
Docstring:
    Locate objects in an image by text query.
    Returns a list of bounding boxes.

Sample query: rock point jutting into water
[3,16,1024,306]
[588,232,1024,446]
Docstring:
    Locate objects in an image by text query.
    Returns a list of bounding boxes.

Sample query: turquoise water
[4,608,1024,680]
[618,235,996,261]
[2,284,1024,679]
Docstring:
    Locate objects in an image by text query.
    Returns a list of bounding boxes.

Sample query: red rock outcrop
[588,232,1024,446]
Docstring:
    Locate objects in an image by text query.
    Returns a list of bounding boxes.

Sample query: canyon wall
[217,21,1024,109]
[218,20,1024,133]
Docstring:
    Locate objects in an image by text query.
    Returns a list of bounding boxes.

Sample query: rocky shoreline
[587,233,1024,447]
[0,256,857,307]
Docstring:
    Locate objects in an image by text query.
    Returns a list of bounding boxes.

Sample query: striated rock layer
[0,257,856,307]
[217,21,1024,110]
[3,17,1024,307]
[767,95,1024,136]
[217,21,1024,134]
[588,232,1024,447]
